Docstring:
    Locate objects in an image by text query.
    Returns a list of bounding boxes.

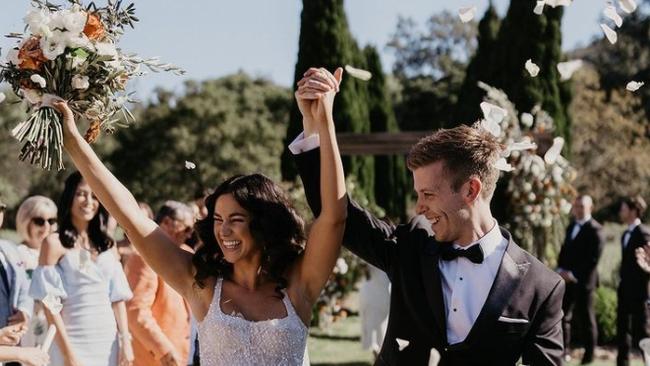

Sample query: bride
[55,67,346,365]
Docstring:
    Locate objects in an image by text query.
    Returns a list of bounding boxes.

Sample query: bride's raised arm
[54,101,195,297]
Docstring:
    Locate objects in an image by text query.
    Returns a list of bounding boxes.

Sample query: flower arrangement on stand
[0,0,183,170]
[478,82,577,263]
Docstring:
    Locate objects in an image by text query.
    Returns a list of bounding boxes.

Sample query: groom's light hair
[407,124,504,200]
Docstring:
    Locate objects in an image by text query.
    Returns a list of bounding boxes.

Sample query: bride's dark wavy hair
[192,174,306,295]
[58,171,114,252]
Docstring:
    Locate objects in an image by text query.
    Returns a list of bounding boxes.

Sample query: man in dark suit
[556,194,604,364]
[290,67,564,366]
[617,195,650,366]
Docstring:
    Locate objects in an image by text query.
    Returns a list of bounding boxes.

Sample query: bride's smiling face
[213,194,259,264]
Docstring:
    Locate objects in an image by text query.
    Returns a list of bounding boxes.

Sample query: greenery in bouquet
[0,0,183,170]
[477,82,576,263]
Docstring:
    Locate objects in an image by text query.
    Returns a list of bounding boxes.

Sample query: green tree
[364,46,408,218]
[108,73,292,209]
[281,0,374,203]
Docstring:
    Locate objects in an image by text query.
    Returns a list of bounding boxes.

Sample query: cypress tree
[364,45,408,219]
[281,0,374,203]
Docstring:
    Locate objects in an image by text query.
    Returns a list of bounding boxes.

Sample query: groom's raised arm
[291,136,398,273]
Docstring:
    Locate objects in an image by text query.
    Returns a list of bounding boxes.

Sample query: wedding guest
[617,195,650,366]
[29,172,134,366]
[15,196,58,348]
[557,194,604,364]
[125,201,194,366]
[55,66,346,365]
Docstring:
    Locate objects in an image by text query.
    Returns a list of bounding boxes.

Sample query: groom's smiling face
[413,160,469,243]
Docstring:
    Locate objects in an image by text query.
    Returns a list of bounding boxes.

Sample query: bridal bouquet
[0,0,184,170]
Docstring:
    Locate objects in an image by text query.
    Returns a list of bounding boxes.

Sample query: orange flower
[18,37,48,71]
[83,13,105,41]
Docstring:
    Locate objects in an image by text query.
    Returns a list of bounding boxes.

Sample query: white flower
[49,8,87,35]
[619,0,637,13]
[65,34,94,51]
[533,1,545,15]
[185,161,196,170]
[557,60,583,81]
[344,65,372,81]
[530,163,542,177]
[523,205,533,214]
[551,165,564,183]
[523,182,533,192]
[20,89,42,105]
[71,75,90,90]
[626,81,645,92]
[95,42,118,58]
[30,74,47,88]
[528,192,537,202]
[396,338,410,351]
[600,24,618,44]
[40,35,67,60]
[24,8,52,37]
[494,157,515,172]
[458,6,477,23]
[604,4,623,28]
[521,112,534,127]
[335,258,348,274]
[525,59,540,77]
[544,137,565,164]
[506,139,537,156]
[0,93,5,104]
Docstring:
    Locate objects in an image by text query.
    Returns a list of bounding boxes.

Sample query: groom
[290,68,564,365]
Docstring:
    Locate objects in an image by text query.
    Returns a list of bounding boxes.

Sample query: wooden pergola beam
[336,131,432,155]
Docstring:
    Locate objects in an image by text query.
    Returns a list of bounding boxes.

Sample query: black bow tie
[440,244,485,264]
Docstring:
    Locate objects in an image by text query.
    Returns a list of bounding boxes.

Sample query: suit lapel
[462,231,530,346]
[421,239,447,343]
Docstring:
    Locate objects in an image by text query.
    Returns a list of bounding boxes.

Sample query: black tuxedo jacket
[295,148,565,366]
[619,224,650,303]
[557,219,605,290]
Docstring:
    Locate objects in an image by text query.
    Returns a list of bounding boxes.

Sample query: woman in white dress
[15,196,58,348]
[359,263,390,357]
[29,172,134,366]
[54,66,347,365]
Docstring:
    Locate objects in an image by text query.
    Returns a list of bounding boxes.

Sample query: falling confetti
[626,81,645,92]
[428,348,441,366]
[185,161,197,170]
[507,139,538,155]
[600,23,618,44]
[344,65,372,81]
[458,6,477,23]
[545,0,572,7]
[533,1,545,15]
[525,59,540,77]
[494,157,515,172]
[604,4,623,27]
[557,60,583,81]
[619,0,637,13]
[396,338,410,351]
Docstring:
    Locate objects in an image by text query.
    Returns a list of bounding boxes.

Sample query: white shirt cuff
[288,132,320,154]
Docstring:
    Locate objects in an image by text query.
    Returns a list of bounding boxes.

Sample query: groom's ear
[464,177,482,204]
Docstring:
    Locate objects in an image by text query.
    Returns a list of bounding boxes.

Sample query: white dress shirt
[623,218,641,249]
[438,220,507,345]
[570,216,591,241]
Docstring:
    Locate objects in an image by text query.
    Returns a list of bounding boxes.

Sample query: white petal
[626,81,645,92]
[185,161,197,170]
[30,74,47,88]
[521,112,534,127]
[546,0,572,7]
[600,24,618,44]
[344,65,372,81]
[0,92,5,104]
[396,338,410,351]
[507,139,537,155]
[494,157,515,172]
[428,348,441,366]
[6,48,20,66]
[480,101,508,125]
[604,4,623,27]
[544,137,565,164]
[41,294,63,314]
[619,0,637,13]
[525,59,540,77]
[534,1,545,15]
[95,42,118,57]
[557,60,583,81]
[458,6,477,23]
[640,338,650,353]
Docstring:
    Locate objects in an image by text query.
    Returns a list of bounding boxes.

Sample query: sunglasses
[32,217,57,226]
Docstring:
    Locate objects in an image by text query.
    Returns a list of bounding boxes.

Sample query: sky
[0,0,608,101]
